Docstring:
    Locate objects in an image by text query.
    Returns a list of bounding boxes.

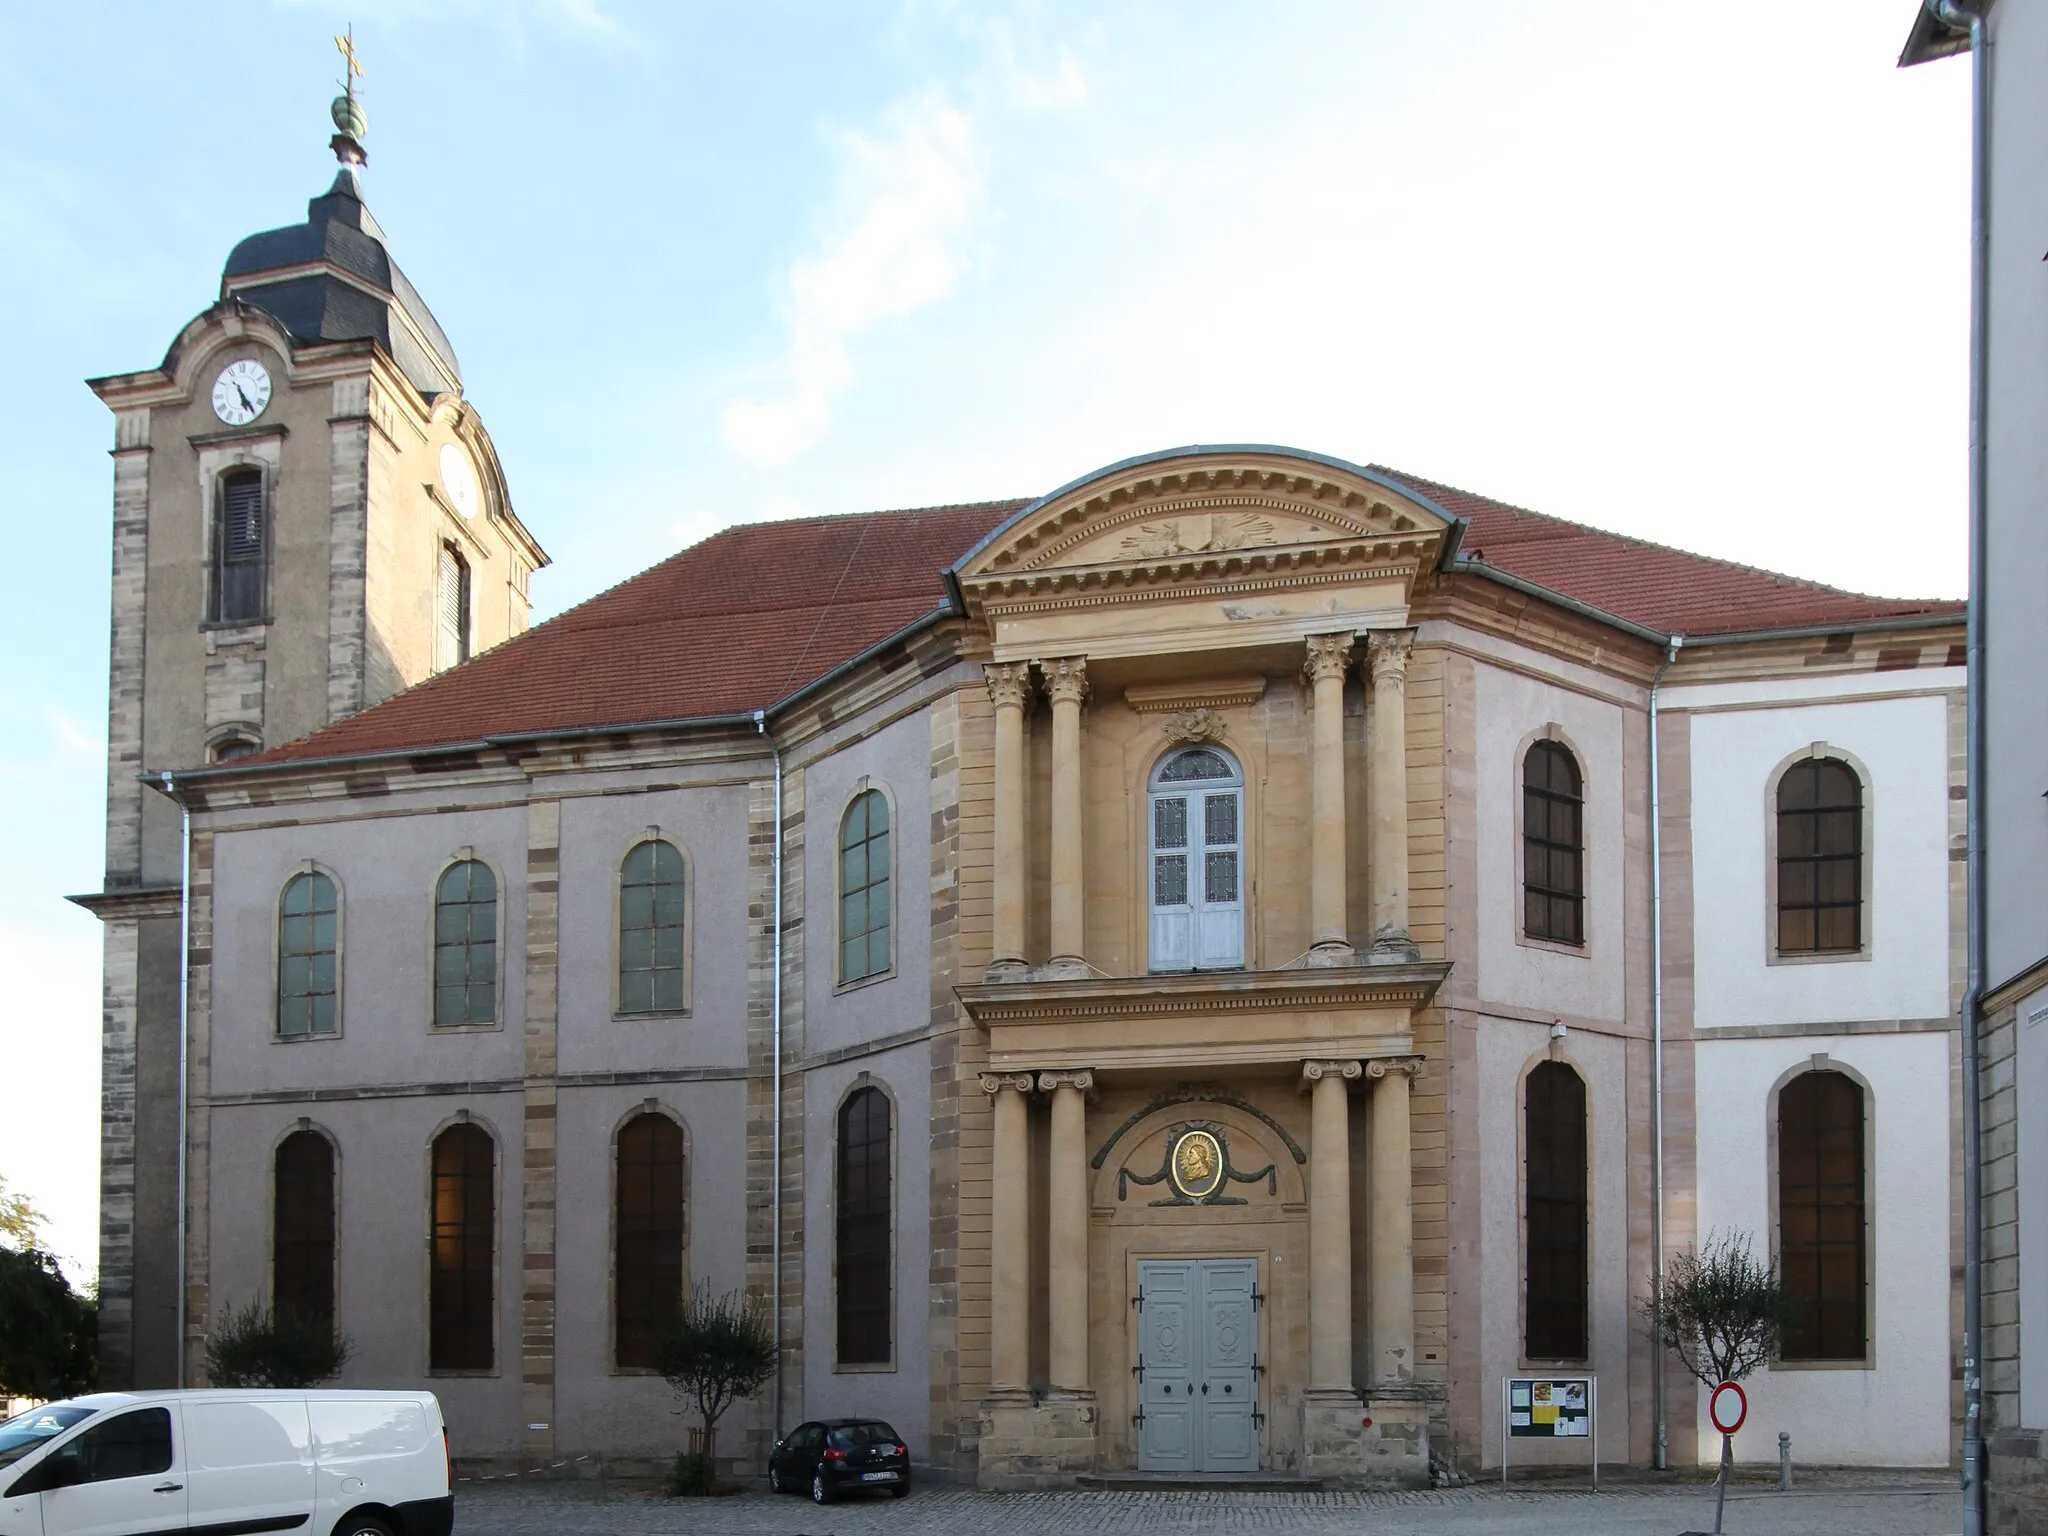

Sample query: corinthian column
[1301,1058,1362,1392]
[1367,1056,1422,1386]
[1043,657,1089,973]
[1039,1069,1095,1392]
[982,1072,1036,1395]
[1303,633,1355,963]
[1365,630,1419,963]
[985,663,1032,977]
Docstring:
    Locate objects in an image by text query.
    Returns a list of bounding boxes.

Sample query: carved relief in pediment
[1115,512,1282,560]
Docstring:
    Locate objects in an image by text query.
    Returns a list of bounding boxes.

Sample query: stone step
[1075,1472,1328,1492]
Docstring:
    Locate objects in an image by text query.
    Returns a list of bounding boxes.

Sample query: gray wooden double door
[1135,1258,1260,1472]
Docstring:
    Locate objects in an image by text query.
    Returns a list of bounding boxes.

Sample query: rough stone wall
[325,381,371,723]
[519,799,561,1469]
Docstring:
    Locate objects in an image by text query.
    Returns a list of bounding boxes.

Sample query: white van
[0,1389,452,1536]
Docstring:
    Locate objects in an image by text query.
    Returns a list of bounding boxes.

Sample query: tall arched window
[429,1122,495,1371]
[619,840,686,1014]
[837,1087,892,1365]
[1148,747,1244,972]
[1523,741,1585,946]
[433,860,498,1027]
[1777,757,1863,955]
[277,872,340,1039]
[839,790,892,984]
[614,1112,685,1370]
[273,1130,335,1329]
[1524,1060,1588,1361]
[1779,1069,1866,1360]
[213,467,266,623]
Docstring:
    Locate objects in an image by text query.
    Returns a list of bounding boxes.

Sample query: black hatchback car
[767,1418,911,1503]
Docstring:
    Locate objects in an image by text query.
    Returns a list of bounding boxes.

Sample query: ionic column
[985,663,1033,976]
[1043,657,1089,972]
[982,1072,1036,1395]
[1303,634,1355,962]
[1365,630,1419,963]
[1367,1057,1422,1386]
[1039,1069,1096,1392]
[1301,1058,1362,1392]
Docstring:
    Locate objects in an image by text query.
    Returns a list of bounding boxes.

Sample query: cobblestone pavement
[454,1477,1963,1535]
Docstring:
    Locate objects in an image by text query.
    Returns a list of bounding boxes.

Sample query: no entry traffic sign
[1709,1381,1748,1437]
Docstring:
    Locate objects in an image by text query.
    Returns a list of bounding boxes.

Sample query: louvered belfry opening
[1777,758,1863,954]
[1524,1060,1589,1361]
[214,468,266,622]
[272,1130,335,1328]
[1779,1069,1867,1360]
[837,1087,892,1365]
[429,1122,495,1371]
[614,1112,685,1370]
[1523,741,1585,946]
[436,543,472,670]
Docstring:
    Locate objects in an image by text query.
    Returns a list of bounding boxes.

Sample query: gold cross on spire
[335,26,365,97]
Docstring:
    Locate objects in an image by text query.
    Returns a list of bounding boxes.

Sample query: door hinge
[1131,1353,1145,1384]
[1252,1408,1266,1429]
[1252,1349,1266,1379]
[1132,1407,1146,1430]
[1251,1281,1264,1312]
[1131,1286,1144,1314]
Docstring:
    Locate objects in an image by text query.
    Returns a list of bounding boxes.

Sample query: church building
[75,122,1968,1485]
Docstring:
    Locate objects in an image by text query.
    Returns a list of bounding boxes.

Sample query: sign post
[1707,1381,1748,1535]
[1500,1376,1598,1488]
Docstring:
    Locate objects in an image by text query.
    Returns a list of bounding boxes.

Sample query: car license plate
[861,1470,897,1482]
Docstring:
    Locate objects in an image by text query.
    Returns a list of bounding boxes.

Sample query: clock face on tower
[211,360,272,426]
[439,442,480,519]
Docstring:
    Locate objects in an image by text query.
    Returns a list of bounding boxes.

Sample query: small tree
[1646,1229,1795,1390]
[205,1301,353,1388]
[0,1248,97,1399]
[652,1283,776,1493]
[0,1175,47,1251]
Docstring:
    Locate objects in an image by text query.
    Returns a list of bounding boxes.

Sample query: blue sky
[0,1,1968,1274]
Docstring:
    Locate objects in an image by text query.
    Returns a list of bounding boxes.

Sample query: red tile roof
[246,472,1960,768]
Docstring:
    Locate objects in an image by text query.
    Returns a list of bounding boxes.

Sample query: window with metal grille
[614,1112,685,1369]
[214,469,266,622]
[273,1130,335,1328]
[1524,1061,1588,1361]
[1779,1070,1866,1360]
[1777,758,1863,954]
[1523,741,1585,946]
[619,840,686,1014]
[277,872,340,1038]
[429,1122,495,1371]
[840,790,892,984]
[433,860,498,1026]
[1148,747,1244,971]
[837,1087,892,1365]
[436,544,472,671]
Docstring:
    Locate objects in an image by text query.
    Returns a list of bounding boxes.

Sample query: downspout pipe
[157,770,191,1387]
[1647,635,1682,1471]
[753,710,786,1442]
[1929,3,1988,1532]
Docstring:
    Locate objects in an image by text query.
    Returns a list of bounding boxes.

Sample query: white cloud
[721,94,983,465]
[1009,46,1087,112]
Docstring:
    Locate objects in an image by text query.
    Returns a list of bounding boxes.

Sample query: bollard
[1778,1431,1792,1491]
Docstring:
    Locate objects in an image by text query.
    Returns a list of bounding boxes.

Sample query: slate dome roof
[220,167,461,397]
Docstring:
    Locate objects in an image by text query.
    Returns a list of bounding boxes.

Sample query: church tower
[74,62,548,1387]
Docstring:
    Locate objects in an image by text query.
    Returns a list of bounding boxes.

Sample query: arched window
[429,1122,494,1371]
[1524,1060,1588,1361]
[1148,747,1244,972]
[1523,741,1585,946]
[213,468,266,623]
[619,840,686,1014]
[434,543,472,672]
[273,1130,335,1329]
[837,1087,892,1365]
[839,790,892,984]
[277,872,340,1039]
[433,860,498,1027]
[614,1112,686,1369]
[209,733,261,764]
[1778,1069,1866,1360]
[1777,757,1863,954]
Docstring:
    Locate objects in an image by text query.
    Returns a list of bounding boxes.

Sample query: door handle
[154,1482,184,1493]
[1200,1383,1209,1395]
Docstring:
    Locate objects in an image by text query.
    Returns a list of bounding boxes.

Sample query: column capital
[1040,655,1090,706]
[1302,631,1355,689]
[1364,1054,1425,1081]
[1365,627,1415,682]
[984,661,1033,712]
[1036,1069,1097,1097]
[979,1071,1037,1097]
[1299,1058,1363,1091]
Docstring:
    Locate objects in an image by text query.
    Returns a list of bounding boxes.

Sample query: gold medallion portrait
[1170,1129,1224,1199]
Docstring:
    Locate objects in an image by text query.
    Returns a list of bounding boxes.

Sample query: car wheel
[889,1483,910,1498]
[332,1517,394,1536]
[811,1470,832,1505]
[768,1465,783,1494]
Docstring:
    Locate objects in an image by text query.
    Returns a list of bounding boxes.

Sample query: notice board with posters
[1501,1377,1598,1485]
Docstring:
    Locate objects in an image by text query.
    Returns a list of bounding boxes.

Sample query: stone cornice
[1122,677,1267,714]
[968,545,1431,621]
[68,885,184,922]
[957,962,1450,1026]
